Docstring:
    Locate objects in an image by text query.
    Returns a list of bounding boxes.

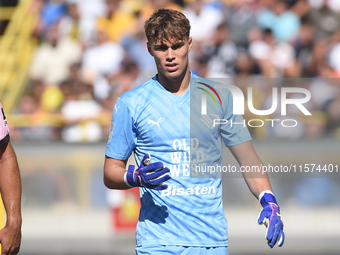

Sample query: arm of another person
[0,141,22,255]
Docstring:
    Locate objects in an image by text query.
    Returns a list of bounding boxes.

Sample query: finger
[268,221,280,248]
[257,210,268,225]
[142,162,164,173]
[1,245,8,255]
[278,229,284,247]
[146,166,170,180]
[150,173,171,185]
[12,245,21,255]
[267,240,274,248]
[266,218,276,242]
[141,153,151,167]
[153,183,169,190]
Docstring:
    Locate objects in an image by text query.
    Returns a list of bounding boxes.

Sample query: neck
[157,66,191,95]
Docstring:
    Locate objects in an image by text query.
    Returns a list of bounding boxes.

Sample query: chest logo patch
[148,118,162,129]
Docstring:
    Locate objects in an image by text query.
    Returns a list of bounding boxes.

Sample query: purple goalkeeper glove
[124,153,171,190]
[258,191,285,248]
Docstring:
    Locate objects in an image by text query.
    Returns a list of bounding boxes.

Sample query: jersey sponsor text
[161,185,216,197]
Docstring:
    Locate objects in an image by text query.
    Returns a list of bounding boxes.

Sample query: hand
[0,222,21,255]
[125,153,171,190]
[258,192,285,248]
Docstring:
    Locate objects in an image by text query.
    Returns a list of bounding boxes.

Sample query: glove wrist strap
[258,190,273,201]
[259,190,278,207]
[124,166,135,188]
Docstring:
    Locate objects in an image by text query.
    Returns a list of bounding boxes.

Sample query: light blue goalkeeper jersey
[105,73,251,247]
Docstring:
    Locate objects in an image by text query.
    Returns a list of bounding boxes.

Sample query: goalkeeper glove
[124,153,171,190]
[258,191,285,248]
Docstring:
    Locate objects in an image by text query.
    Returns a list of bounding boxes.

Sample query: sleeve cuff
[0,134,10,146]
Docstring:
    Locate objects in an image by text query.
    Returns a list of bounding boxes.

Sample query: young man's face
[147,37,192,80]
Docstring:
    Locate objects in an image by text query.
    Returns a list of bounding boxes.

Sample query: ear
[188,37,193,52]
[147,42,153,57]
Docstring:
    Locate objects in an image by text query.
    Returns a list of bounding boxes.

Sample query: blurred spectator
[328,35,340,75]
[96,0,135,43]
[306,0,340,39]
[18,95,40,116]
[258,0,301,42]
[234,53,261,77]
[66,0,106,45]
[292,18,315,77]
[191,54,209,78]
[61,82,103,143]
[249,28,295,77]
[290,0,311,17]
[28,79,46,103]
[308,39,328,76]
[6,0,340,141]
[92,60,139,101]
[67,62,82,83]
[324,97,340,133]
[112,61,140,94]
[140,0,182,21]
[309,64,340,110]
[41,86,64,113]
[92,75,114,102]
[30,23,82,85]
[41,0,66,27]
[33,0,66,38]
[121,11,156,82]
[224,0,257,49]
[310,0,340,11]
[183,0,223,42]
[81,29,124,85]
[204,23,237,77]
[58,2,82,42]
[15,95,56,140]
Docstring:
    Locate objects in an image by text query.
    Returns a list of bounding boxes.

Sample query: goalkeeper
[104,8,284,254]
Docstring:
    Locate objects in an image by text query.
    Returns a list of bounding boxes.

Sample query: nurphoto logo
[199,82,312,128]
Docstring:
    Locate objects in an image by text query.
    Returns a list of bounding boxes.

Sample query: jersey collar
[152,72,194,105]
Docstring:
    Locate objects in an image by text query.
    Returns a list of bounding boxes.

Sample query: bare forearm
[229,141,273,199]
[240,152,272,198]
[242,172,272,199]
[0,142,22,226]
[103,156,131,190]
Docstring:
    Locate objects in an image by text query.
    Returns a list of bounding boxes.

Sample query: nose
[166,48,175,61]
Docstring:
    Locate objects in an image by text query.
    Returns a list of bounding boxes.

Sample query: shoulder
[192,74,236,116]
[192,74,233,98]
[118,76,158,111]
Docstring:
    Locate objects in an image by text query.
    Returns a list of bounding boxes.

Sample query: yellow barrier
[0,0,39,112]
[0,7,15,20]
[6,113,112,128]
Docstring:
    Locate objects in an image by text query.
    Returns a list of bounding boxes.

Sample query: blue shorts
[136,245,229,255]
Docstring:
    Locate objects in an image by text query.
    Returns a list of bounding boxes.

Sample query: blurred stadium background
[0,0,340,254]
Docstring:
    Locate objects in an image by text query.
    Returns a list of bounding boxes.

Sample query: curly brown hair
[144,8,191,44]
